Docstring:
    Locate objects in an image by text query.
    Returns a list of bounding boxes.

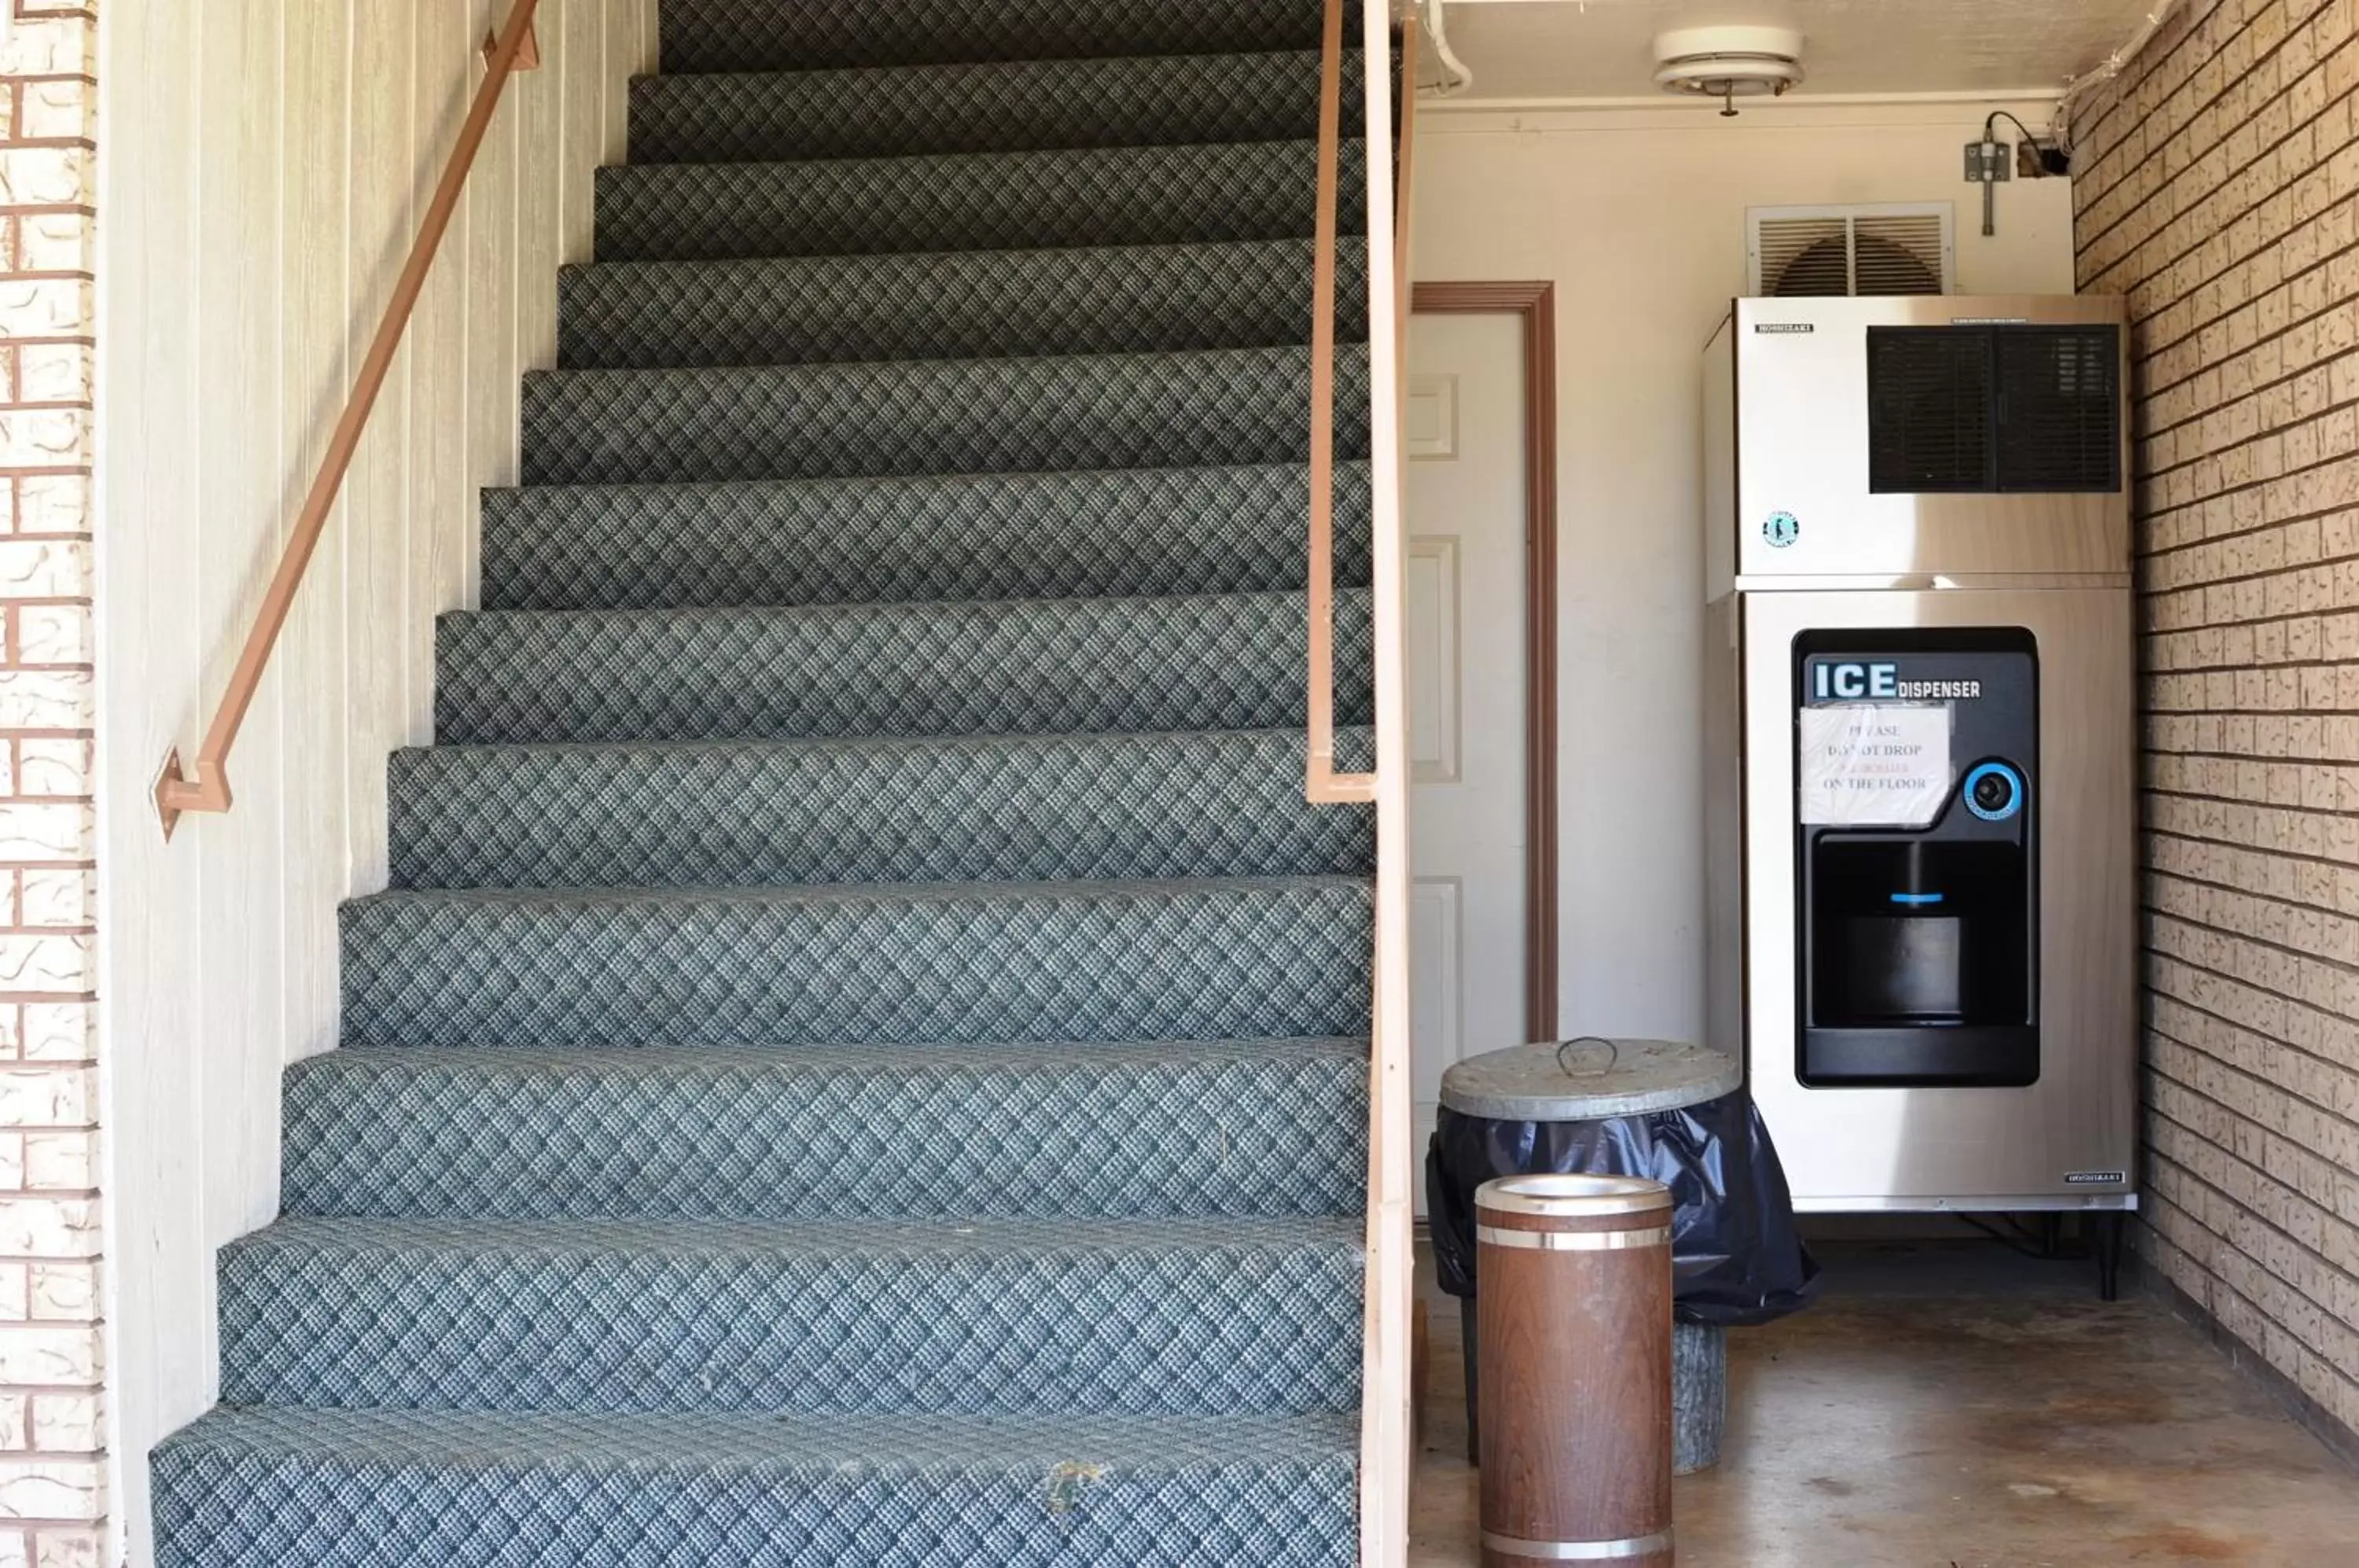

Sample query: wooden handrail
[1304,0,1364,804]
[1395,24,1421,378]
[153,0,544,839]
[1305,4,1417,806]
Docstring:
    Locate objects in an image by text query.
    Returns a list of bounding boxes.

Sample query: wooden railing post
[153,0,543,839]
[1312,2,1418,1564]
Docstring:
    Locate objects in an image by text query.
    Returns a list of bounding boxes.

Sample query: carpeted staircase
[151,2,1382,1563]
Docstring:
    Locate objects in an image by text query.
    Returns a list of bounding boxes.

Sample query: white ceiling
[1433,0,2162,101]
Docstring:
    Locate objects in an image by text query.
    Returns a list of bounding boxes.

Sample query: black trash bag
[1425,1089,1821,1327]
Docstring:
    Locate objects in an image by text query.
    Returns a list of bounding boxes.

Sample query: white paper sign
[1798,705,1953,826]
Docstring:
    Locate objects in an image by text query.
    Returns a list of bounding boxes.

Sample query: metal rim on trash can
[1477,1173,1673,1219]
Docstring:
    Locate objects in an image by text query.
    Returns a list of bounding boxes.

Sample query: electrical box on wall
[1702,293,2137,1216]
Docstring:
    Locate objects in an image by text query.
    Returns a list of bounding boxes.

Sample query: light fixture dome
[1652,24,1805,107]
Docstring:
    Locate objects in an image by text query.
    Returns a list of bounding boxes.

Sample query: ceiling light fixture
[1652,25,1805,116]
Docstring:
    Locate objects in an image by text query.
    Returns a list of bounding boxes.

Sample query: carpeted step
[594,138,1364,263]
[659,0,1327,75]
[522,343,1370,487]
[387,728,1376,891]
[217,1214,1363,1416]
[436,588,1375,745]
[280,1039,1367,1220]
[558,237,1369,370]
[630,50,1371,164]
[152,1405,1359,1568]
[340,877,1374,1049]
[478,462,1375,612]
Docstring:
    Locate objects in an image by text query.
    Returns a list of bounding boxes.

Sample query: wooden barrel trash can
[1476,1172,1674,1567]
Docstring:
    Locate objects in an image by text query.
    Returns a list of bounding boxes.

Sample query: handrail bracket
[154,750,230,843]
[482,21,541,71]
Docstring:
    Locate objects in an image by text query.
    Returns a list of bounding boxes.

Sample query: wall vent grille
[1749,203,1955,296]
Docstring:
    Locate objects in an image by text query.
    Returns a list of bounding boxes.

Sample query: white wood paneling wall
[94,3,657,1559]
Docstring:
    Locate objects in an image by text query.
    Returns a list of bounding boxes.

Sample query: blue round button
[1763,511,1800,548]
[1963,761,2026,822]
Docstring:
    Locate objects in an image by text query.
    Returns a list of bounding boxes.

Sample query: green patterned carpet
[153,2,1381,1562]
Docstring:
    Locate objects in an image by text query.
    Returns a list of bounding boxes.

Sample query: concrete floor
[1411,1239,2359,1566]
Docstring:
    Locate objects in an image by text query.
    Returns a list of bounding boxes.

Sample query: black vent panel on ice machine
[1868,326,1993,492]
[1994,326,2122,491]
[1867,323,2122,495]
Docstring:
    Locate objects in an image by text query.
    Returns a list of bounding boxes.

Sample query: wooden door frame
[1408,281,1560,1043]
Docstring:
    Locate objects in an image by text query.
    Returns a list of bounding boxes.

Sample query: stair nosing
[522,337,1356,389]
[392,723,1369,764]
[627,44,1342,94]
[558,231,1362,282]
[296,1036,1371,1074]
[348,872,1372,913]
[156,1402,1364,1464]
[441,581,1361,626]
[482,455,1371,505]
[598,132,1361,184]
[229,1211,1364,1259]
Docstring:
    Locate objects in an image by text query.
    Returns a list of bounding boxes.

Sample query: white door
[1405,311,1531,1187]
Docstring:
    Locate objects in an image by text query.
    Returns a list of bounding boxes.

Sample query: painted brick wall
[2074,0,2359,1445]
[0,2,101,1563]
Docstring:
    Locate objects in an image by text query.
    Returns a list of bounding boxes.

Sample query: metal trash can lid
[1476,1172,1673,1220]
[1440,1037,1740,1122]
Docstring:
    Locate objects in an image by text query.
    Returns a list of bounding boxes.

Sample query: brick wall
[2074,0,2359,1445]
[0,2,101,1562]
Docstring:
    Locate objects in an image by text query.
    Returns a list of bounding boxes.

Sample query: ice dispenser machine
[1704,295,2136,1214]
